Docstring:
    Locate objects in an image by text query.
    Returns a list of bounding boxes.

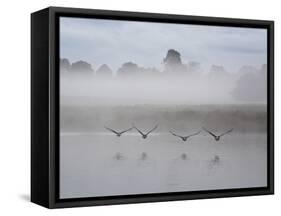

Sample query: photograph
[59,16,268,199]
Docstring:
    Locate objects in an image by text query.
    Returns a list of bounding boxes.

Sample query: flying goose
[203,127,233,141]
[170,131,201,141]
[104,126,133,137]
[133,124,158,139]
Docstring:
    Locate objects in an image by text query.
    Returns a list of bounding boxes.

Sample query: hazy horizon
[60,17,267,73]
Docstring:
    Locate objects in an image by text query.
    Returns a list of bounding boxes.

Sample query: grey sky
[60,17,267,73]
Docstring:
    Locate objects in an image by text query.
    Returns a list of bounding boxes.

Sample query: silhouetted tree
[96,64,113,77]
[208,65,229,79]
[238,65,258,75]
[117,62,140,76]
[70,60,94,74]
[60,58,71,73]
[163,49,187,73]
[164,49,182,65]
[232,64,266,102]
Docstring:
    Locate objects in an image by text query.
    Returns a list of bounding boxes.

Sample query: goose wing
[203,127,217,138]
[133,125,145,136]
[120,127,133,134]
[169,131,183,138]
[187,131,201,138]
[219,129,233,137]
[146,124,158,135]
[105,127,119,135]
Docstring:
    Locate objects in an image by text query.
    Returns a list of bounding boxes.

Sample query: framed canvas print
[31,7,274,208]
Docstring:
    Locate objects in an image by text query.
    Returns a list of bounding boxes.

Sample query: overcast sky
[60,17,267,73]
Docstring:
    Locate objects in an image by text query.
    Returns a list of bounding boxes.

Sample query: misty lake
[60,132,267,198]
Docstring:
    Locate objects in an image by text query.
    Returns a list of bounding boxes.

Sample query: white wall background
[0,0,278,214]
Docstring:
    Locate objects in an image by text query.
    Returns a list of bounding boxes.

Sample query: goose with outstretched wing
[133,124,158,139]
[170,131,201,141]
[104,126,133,137]
[203,127,233,141]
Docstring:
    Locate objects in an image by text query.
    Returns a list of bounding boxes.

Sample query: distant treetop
[70,60,94,73]
[117,62,140,76]
[96,64,113,76]
[60,58,71,72]
[163,49,182,65]
[163,49,187,73]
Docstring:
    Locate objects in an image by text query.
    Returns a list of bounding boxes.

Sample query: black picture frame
[31,6,274,209]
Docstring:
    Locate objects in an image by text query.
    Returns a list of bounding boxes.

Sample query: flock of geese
[105,124,233,163]
[105,124,234,142]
